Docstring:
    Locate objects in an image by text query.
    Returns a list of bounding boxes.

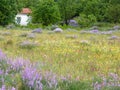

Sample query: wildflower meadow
[1,27,120,90]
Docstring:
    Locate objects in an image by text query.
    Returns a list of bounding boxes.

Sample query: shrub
[76,14,97,27]
[32,0,61,26]
[105,4,120,23]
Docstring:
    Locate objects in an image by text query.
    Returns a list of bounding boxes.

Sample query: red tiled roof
[20,8,32,14]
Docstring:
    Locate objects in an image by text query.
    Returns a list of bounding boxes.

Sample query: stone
[113,26,120,30]
[65,35,78,39]
[27,33,35,39]
[6,24,15,29]
[32,28,42,33]
[2,32,11,36]
[69,20,78,27]
[53,28,63,33]
[108,36,119,40]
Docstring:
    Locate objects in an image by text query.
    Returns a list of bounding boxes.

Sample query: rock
[108,36,119,40]
[65,35,78,39]
[80,40,90,45]
[27,33,35,39]
[113,26,120,30]
[101,31,113,35]
[69,20,78,27]
[32,28,42,33]
[19,41,38,49]
[2,32,11,36]
[6,24,15,29]
[90,29,100,34]
[53,28,63,33]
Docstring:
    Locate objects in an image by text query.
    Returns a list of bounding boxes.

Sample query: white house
[15,8,32,26]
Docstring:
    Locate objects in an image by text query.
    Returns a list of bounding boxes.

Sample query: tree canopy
[0,0,120,26]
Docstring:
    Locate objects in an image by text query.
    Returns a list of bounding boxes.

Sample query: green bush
[32,0,61,26]
[76,14,97,27]
[105,4,120,23]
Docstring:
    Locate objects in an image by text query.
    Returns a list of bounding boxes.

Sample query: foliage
[76,14,97,27]
[105,4,120,23]
[58,0,77,25]
[32,0,61,25]
[0,0,19,26]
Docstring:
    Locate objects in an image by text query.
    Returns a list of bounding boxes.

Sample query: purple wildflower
[11,87,16,90]
[0,85,6,90]
[21,66,42,88]
[0,49,6,60]
[0,69,3,75]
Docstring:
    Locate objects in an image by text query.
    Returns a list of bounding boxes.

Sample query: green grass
[0,29,120,82]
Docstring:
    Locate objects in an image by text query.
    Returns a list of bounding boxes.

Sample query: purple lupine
[0,69,3,75]
[0,85,6,90]
[36,80,43,90]
[44,71,58,88]
[21,66,42,88]
[0,49,6,60]
[11,87,16,90]
[10,58,30,71]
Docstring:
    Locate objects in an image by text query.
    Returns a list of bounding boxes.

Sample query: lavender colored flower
[0,69,3,75]
[44,71,58,88]
[0,49,6,60]
[11,87,16,90]
[0,85,6,90]
[21,66,42,88]
[10,58,30,71]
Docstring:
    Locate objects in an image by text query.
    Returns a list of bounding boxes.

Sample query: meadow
[1,27,120,90]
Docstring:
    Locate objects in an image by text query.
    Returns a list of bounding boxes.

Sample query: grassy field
[1,28,120,89]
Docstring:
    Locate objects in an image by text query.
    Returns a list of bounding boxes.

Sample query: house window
[16,17,21,24]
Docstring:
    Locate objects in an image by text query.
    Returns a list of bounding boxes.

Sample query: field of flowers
[1,27,120,90]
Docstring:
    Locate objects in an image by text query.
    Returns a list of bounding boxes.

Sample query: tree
[0,0,19,26]
[105,4,120,23]
[58,0,78,25]
[17,0,40,9]
[32,0,61,25]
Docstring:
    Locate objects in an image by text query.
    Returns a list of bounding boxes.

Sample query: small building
[15,8,32,26]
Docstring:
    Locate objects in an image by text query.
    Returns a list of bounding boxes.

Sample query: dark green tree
[0,0,19,26]
[58,0,78,25]
[105,4,120,23]
[32,0,61,25]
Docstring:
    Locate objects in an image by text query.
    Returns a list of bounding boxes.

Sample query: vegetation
[32,0,61,25]
[0,0,19,26]
[1,0,120,26]
[1,0,120,89]
[0,26,120,89]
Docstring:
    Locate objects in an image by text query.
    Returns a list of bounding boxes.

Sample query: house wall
[15,14,31,26]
